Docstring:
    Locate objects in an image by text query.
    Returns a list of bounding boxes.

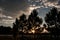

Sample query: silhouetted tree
[45,7,60,34]
[57,11,60,24]
[35,17,42,27]
[19,14,27,32]
[43,24,46,28]
[0,26,12,34]
[13,9,43,35]
[13,14,27,40]
[43,24,47,31]
[57,11,60,33]
[13,18,19,40]
[28,9,43,31]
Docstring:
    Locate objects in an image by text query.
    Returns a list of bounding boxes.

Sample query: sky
[0,0,60,27]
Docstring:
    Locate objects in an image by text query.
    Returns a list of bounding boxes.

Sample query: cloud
[0,19,14,27]
[0,0,60,27]
[0,0,30,18]
[29,0,59,8]
[0,14,13,19]
[0,0,37,26]
[0,13,14,27]
[0,0,59,18]
[47,0,58,2]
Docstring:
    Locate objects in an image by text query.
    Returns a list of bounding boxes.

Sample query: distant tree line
[0,26,12,34]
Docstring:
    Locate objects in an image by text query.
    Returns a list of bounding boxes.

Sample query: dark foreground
[0,34,60,40]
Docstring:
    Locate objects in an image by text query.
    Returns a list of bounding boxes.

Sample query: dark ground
[0,34,60,40]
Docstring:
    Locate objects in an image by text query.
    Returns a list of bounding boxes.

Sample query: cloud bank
[0,0,60,27]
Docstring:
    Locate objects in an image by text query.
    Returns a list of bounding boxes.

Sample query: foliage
[45,7,60,34]
[28,9,43,30]
[13,9,43,34]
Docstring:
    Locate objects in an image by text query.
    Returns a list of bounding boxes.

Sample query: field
[0,34,60,40]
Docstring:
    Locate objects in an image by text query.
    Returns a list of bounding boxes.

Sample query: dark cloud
[47,0,58,2]
[0,0,59,18]
[0,0,31,26]
[0,0,30,18]
[0,0,28,11]
[58,0,60,5]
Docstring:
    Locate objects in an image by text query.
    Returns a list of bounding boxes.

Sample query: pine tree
[13,18,19,40]
[19,14,27,32]
[45,7,59,34]
[28,9,43,32]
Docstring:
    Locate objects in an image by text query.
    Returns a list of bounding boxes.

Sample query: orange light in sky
[31,29,35,34]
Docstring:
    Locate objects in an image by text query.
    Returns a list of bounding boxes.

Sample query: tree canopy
[45,7,60,34]
[13,9,43,33]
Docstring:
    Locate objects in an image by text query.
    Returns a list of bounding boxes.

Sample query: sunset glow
[31,29,35,34]
[41,28,49,33]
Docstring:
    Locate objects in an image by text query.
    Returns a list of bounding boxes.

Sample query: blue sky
[0,0,60,27]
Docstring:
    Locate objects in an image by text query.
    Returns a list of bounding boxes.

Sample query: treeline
[13,7,60,34]
[13,9,43,34]
[0,26,12,34]
[45,7,60,34]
